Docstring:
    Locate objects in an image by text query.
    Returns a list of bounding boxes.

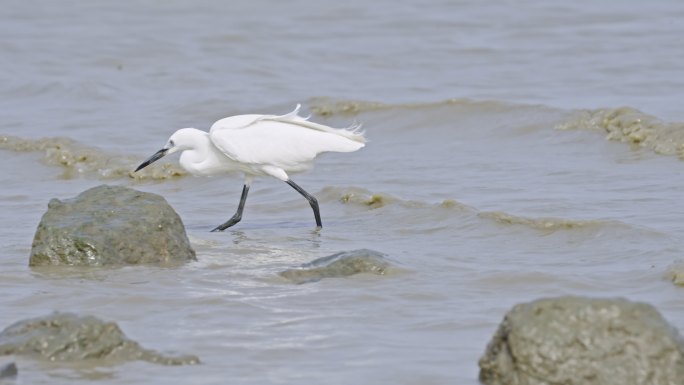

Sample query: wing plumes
[274,103,307,121]
[260,104,367,144]
[208,104,366,168]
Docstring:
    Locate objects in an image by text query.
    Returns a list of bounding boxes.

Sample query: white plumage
[135,104,366,231]
[208,104,364,178]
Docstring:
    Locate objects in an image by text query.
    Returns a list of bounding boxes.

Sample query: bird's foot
[211,224,234,232]
[210,214,242,232]
[210,221,237,232]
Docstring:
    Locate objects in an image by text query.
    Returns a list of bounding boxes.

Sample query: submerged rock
[0,312,199,366]
[29,185,196,267]
[279,249,390,284]
[0,362,17,379]
[479,296,684,385]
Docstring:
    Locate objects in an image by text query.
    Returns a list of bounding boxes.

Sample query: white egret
[135,104,366,231]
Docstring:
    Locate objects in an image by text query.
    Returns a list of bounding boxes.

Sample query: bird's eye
[169,140,175,147]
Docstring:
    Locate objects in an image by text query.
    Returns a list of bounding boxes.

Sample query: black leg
[286,179,322,228]
[211,184,250,232]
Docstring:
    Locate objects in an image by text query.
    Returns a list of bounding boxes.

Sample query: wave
[319,186,473,211]
[665,261,684,286]
[320,186,635,234]
[0,134,186,180]
[0,128,650,236]
[306,96,553,117]
[308,97,684,161]
[477,211,629,233]
[8,80,120,101]
[320,186,401,209]
[557,107,684,159]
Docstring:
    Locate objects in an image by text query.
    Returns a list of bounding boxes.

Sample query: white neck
[174,129,236,176]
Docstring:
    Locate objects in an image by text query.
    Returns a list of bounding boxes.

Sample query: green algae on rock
[479,296,684,385]
[0,312,199,366]
[29,185,196,266]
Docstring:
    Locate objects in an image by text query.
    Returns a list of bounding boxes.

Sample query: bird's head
[134,129,195,172]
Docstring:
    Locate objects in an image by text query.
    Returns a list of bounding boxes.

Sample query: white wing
[209,105,365,168]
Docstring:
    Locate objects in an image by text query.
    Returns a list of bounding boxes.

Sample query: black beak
[135,148,168,172]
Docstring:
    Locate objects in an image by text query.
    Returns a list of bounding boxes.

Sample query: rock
[479,296,684,385]
[29,185,196,266]
[0,312,199,366]
[279,249,390,284]
[0,362,17,379]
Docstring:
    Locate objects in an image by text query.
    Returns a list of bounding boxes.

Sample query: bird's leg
[286,179,322,228]
[211,184,250,232]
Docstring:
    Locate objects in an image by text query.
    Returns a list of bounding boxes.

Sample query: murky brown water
[2,1,684,384]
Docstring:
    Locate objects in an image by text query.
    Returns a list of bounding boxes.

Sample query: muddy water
[2,1,684,384]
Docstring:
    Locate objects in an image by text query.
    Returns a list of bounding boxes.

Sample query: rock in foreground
[0,312,199,366]
[279,249,390,284]
[479,296,684,385]
[0,362,17,379]
[30,185,196,266]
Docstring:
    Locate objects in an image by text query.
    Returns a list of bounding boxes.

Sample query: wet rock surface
[479,296,684,385]
[0,362,17,379]
[279,249,390,284]
[29,185,196,266]
[0,312,199,366]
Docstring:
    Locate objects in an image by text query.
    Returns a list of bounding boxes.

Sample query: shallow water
[2,1,684,384]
